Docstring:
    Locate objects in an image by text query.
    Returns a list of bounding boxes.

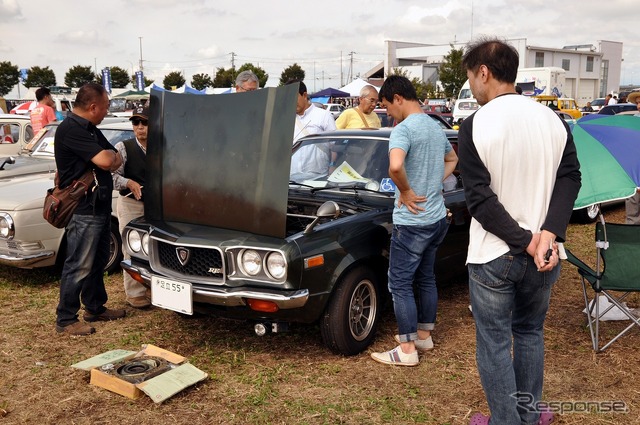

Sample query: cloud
[0,0,21,23]
[55,30,104,46]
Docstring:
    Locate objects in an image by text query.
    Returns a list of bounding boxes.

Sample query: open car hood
[145,86,298,239]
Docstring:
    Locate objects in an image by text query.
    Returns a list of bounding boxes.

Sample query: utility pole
[138,37,144,72]
[348,51,356,83]
[230,52,236,83]
[340,51,343,87]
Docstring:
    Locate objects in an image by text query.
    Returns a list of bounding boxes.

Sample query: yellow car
[533,95,582,119]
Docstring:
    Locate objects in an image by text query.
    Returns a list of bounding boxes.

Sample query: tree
[213,67,235,88]
[279,63,305,86]
[24,66,56,88]
[438,45,466,98]
[388,67,441,101]
[109,66,130,88]
[237,63,269,88]
[191,73,212,90]
[163,71,185,90]
[64,65,95,88]
[0,61,19,96]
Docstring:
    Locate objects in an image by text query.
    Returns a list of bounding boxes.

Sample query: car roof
[295,127,458,144]
[0,114,31,121]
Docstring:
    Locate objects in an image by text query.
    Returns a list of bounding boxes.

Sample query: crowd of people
[48,40,640,425]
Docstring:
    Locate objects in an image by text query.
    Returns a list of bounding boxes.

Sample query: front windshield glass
[290,136,394,194]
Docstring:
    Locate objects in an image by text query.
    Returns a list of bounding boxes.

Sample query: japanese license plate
[151,276,193,315]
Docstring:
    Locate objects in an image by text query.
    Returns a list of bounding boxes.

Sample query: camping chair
[565,220,640,352]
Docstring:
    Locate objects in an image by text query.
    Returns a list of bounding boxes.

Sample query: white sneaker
[394,334,434,351]
[370,345,419,366]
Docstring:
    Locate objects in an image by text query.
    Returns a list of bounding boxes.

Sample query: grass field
[0,205,638,424]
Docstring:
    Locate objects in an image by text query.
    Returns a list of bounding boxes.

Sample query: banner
[102,68,112,93]
[135,71,144,91]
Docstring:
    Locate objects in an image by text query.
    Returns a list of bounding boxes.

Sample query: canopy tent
[172,85,207,95]
[113,90,149,100]
[145,83,167,93]
[339,78,371,97]
[206,87,233,94]
[310,87,350,99]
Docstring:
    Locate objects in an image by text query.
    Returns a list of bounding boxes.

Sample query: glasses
[363,97,378,103]
[131,119,148,126]
[237,85,257,92]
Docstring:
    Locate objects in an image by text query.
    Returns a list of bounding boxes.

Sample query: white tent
[339,78,370,97]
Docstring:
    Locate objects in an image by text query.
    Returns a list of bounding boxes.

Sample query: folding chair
[565,220,640,352]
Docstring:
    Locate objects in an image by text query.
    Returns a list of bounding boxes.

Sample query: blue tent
[310,87,350,98]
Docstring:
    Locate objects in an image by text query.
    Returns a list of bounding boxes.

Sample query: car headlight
[127,230,142,253]
[141,232,150,256]
[0,213,15,240]
[240,249,262,276]
[265,252,286,280]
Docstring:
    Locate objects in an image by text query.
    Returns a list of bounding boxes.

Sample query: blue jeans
[56,214,111,327]
[388,218,449,342]
[468,253,561,425]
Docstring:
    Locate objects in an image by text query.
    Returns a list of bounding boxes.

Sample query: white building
[375,38,623,106]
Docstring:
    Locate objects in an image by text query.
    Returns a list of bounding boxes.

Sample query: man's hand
[527,230,558,272]
[126,180,143,200]
[397,188,427,215]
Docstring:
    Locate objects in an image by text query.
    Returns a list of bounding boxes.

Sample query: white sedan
[0,121,133,273]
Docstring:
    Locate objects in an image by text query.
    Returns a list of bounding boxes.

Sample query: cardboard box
[71,344,207,403]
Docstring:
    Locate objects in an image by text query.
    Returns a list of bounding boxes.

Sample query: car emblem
[176,247,191,266]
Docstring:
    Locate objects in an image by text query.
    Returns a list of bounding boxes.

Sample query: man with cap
[625,91,640,224]
[113,106,151,307]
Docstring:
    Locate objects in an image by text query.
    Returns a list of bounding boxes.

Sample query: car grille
[155,240,224,281]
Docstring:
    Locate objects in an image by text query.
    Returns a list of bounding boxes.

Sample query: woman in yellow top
[335,85,382,129]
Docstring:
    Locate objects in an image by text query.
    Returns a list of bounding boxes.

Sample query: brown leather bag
[43,169,97,228]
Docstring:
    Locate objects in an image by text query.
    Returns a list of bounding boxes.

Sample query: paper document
[328,161,369,184]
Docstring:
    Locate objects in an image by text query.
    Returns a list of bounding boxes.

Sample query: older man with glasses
[235,70,259,92]
[112,106,151,308]
[335,85,382,129]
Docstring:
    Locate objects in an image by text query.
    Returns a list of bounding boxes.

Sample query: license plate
[151,276,193,315]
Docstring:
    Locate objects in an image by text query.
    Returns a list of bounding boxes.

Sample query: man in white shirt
[288,80,336,180]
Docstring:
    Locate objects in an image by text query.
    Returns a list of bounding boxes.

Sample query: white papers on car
[328,161,369,184]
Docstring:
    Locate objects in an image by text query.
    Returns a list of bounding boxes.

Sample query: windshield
[290,135,394,193]
[27,124,133,157]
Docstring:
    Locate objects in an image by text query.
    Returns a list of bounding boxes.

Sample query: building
[372,38,623,106]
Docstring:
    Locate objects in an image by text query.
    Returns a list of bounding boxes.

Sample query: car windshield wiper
[289,180,316,189]
[310,184,393,197]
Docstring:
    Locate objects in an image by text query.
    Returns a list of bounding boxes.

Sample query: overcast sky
[1,0,638,98]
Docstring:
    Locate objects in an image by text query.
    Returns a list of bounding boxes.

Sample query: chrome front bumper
[121,259,309,309]
[0,250,55,268]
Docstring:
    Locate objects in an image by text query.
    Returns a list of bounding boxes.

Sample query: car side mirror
[304,201,340,234]
[0,156,15,170]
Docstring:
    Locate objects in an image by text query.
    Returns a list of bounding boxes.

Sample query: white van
[452,80,479,124]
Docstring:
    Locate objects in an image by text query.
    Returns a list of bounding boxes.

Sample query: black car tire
[105,220,123,274]
[572,203,601,224]
[320,266,380,356]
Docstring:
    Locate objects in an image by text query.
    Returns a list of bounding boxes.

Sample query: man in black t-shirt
[54,83,126,336]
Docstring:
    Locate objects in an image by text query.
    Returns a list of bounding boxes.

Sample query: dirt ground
[0,205,638,425]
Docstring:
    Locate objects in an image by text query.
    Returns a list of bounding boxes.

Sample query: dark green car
[121,86,469,356]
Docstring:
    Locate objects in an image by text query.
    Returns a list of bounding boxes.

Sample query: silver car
[0,121,133,272]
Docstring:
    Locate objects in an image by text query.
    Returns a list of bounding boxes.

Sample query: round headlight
[0,213,14,239]
[240,249,262,276]
[127,230,142,253]
[266,252,286,280]
[141,233,150,255]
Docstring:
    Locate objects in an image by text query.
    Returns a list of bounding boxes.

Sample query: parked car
[555,111,577,127]
[121,95,470,356]
[421,104,454,126]
[0,114,35,156]
[324,103,346,119]
[588,97,606,113]
[598,103,638,115]
[0,121,134,272]
[374,108,454,130]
